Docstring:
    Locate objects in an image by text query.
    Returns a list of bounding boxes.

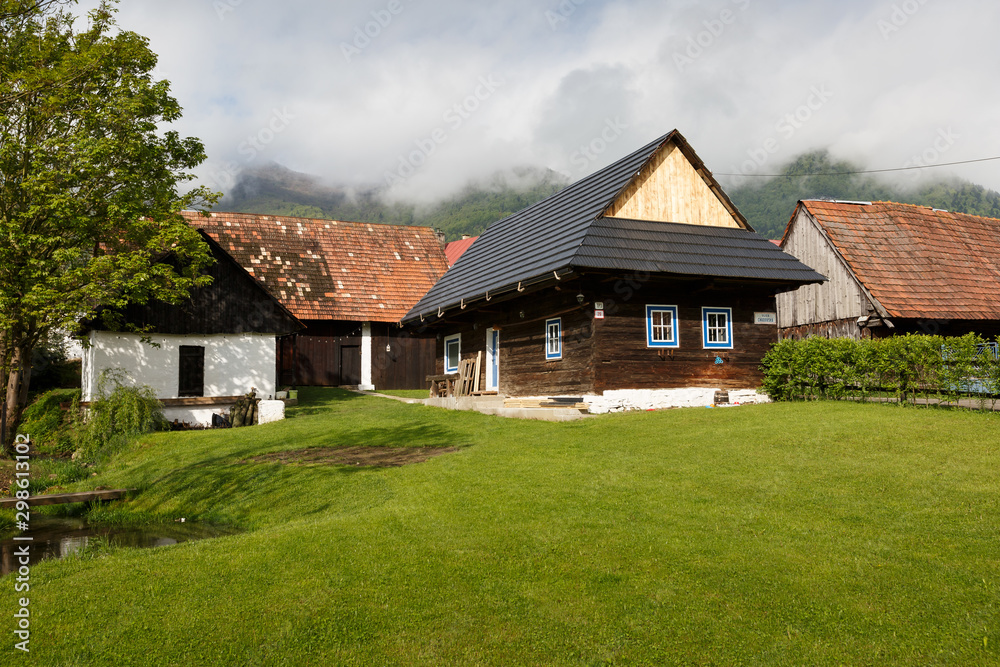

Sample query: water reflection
[1,517,240,575]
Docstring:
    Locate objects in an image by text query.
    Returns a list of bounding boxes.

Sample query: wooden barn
[183,211,450,390]
[777,200,1000,339]
[81,232,303,426]
[402,130,825,399]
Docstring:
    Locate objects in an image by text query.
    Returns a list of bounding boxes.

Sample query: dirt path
[246,446,459,468]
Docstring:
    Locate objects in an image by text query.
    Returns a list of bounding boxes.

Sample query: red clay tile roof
[797,200,1000,320]
[444,236,477,266]
[182,211,449,323]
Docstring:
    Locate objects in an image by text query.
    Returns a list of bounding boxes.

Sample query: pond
[1,516,240,575]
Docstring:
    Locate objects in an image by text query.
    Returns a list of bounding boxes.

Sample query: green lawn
[8,389,1000,665]
[374,389,430,399]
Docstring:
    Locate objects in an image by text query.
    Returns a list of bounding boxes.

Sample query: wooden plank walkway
[0,489,135,509]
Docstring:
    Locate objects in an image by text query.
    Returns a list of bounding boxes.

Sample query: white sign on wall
[754,312,777,325]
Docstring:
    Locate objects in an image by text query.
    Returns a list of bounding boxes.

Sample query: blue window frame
[545,318,562,360]
[702,307,733,349]
[444,334,461,373]
[646,305,679,348]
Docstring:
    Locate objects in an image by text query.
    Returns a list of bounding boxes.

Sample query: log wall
[590,279,779,391]
[429,274,782,396]
[433,289,597,396]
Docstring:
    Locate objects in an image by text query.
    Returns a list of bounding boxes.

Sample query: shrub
[18,388,82,455]
[759,338,798,401]
[78,369,168,461]
[760,333,997,408]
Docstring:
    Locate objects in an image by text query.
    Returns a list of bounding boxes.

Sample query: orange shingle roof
[796,200,1000,320]
[444,236,477,266]
[182,211,449,323]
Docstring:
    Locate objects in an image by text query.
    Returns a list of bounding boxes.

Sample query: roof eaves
[406,266,576,324]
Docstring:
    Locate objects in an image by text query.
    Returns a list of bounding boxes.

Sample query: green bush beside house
[761,333,1000,406]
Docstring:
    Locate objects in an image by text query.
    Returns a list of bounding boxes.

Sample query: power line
[715,155,1000,178]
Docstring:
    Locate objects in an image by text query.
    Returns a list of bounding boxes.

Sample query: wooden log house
[402,130,826,397]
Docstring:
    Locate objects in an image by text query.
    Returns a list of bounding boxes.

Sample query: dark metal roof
[405,134,668,320]
[577,218,827,283]
[403,130,824,322]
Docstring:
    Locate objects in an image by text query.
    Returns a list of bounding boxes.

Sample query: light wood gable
[604,135,749,230]
[776,202,878,330]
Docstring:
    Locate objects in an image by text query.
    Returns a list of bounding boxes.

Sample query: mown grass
[376,389,430,399]
[10,388,1000,665]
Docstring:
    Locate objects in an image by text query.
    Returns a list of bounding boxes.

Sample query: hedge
[759,333,1000,408]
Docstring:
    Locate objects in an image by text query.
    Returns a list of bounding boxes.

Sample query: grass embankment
[10,389,1000,665]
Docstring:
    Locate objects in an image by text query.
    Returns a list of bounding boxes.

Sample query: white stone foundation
[257,400,285,425]
[163,406,233,427]
[584,388,771,415]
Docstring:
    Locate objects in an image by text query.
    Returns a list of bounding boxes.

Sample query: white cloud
[80,0,1000,201]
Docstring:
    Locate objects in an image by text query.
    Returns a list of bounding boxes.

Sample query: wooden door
[486,328,499,391]
[340,345,361,386]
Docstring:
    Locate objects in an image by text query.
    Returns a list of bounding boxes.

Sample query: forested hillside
[223,163,567,241]
[725,151,1000,238]
[222,153,1000,242]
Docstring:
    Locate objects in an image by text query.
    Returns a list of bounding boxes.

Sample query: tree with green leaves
[0,0,217,453]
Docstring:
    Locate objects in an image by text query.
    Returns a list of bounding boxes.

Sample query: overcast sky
[77,0,1000,202]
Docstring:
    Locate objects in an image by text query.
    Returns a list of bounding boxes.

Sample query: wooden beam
[0,488,136,508]
[514,304,589,327]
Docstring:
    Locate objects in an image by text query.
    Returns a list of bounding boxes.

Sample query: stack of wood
[455,352,482,397]
[230,389,260,428]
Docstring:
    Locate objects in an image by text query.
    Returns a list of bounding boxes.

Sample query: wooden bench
[426,374,459,398]
[428,352,483,398]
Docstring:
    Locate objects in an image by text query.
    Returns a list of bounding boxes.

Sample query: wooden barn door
[340,345,361,386]
[277,335,297,387]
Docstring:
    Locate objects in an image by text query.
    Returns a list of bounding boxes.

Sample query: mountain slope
[220,155,1000,243]
[725,151,1000,239]
[222,164,568,241]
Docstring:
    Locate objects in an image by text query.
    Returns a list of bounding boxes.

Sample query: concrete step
[504,399,589,411]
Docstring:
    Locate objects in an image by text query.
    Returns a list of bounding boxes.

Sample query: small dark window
[179,346,205,397]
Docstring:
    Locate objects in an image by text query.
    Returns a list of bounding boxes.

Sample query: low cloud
[81,0,1000,202]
